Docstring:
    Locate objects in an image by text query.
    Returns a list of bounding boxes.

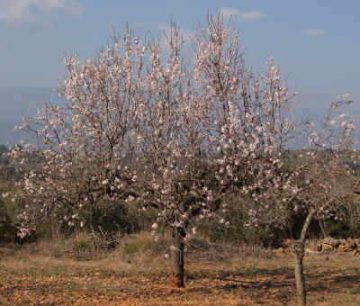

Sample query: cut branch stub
[294,241,305,259]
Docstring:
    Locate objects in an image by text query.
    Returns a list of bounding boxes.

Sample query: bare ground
[0,237,359,305]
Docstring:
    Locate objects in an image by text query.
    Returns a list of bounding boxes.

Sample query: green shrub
[122,233,153,255]
[0,199,17,244]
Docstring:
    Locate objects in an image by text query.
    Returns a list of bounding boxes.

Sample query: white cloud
[220,7,265,22]
[0,0,83,23]
[303,28,325,37]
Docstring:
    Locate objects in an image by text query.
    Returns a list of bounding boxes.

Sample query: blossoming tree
[290,99,357,306]
[248,97,358,306]
[138,15,294,287]
[12,32,145,231]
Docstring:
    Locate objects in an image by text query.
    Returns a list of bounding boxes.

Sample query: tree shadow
[307,270,360,294]
[185,265,360,304]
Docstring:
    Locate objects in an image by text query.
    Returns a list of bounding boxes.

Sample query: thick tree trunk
[170,227,186,288]
[293,210,315,306]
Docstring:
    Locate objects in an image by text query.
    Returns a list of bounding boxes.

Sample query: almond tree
[248,97,357,306]
[11,22,226,287]
[11,32,146,231]
[290,99,357,306]
[138,15,294,288]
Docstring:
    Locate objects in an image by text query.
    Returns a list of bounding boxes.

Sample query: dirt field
[0,237,359,305]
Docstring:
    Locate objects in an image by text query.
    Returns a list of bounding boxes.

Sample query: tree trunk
[170,226,186,288]
[293,210,315,306]
[319,220,327,239]
[294,241,306,306]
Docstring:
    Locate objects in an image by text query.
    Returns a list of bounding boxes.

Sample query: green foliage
[0,199,17,243]
[70,232,99,255]
[67,231,121,260]
[197,194,287,247]
[324,219,352,238]
[122,234,153,255]
[0,144,7,155]
[31,198,157,239]
[87,201,155,234]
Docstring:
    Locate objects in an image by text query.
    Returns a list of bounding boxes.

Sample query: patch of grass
[121,232,153,255]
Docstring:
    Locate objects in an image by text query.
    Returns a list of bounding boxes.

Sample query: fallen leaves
[0,251,359,305]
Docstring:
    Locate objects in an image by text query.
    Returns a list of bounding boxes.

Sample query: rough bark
[294,210,315,306]
[294,241,306,306]
[170,226,186,288]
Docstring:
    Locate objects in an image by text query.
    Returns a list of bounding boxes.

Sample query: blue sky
[0,0,360,98]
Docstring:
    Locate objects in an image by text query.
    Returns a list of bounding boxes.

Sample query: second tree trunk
[294,241,306,306]
[170,226,185,287]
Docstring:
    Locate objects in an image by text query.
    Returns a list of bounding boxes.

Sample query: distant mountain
[0,87,358,145]
[294,93,333,119]
[294,93,360,124]
[0,87,59,145]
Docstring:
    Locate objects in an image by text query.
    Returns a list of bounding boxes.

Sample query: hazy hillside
[0,87,56,144]
[0,88,358,145]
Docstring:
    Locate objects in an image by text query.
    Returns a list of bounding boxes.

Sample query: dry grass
[0,234,359,305]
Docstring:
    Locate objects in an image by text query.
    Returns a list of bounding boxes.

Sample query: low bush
[0,199,17,244]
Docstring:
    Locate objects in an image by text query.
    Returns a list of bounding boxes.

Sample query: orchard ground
[0,233,359,305]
